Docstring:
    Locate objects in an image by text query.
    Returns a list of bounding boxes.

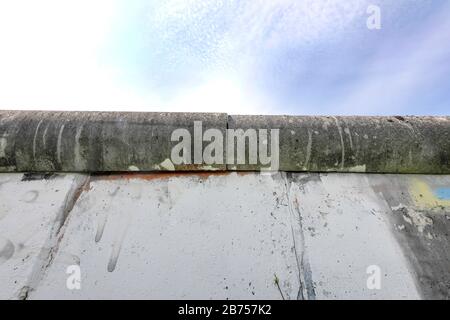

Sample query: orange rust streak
[89,171,251,182]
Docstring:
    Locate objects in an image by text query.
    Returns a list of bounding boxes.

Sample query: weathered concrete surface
[228,115,450,173]
[1,111,449,173]
[0,173,87,299]
[285,173,420,299]
[0,111,227,172]
[1,171,448,299]
[369,175,450,299]
[30,173,300,299]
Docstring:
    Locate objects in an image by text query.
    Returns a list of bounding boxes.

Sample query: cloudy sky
[0,0,449,115]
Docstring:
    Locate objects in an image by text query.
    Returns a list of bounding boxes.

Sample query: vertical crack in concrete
[18,174,90,300]
[282,172,316,300]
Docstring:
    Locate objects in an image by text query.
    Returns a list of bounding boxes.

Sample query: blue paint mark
[434,188,450,200]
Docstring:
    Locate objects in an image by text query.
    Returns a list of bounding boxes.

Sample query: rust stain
[81,176,92,191]
[70,176,91,205]
[91,171,233,182]
[236,171,254,176]
[174,164,224,171]
[90,171,256,182]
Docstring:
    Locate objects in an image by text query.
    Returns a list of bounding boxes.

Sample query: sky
[0,0,449,115]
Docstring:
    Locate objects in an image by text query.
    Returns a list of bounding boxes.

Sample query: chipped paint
[200,165,221,171]
[392,203,433,233]
[434,187,450,200]
[410,179,450,208]
[346,165,366,173]
[160,159,175,171]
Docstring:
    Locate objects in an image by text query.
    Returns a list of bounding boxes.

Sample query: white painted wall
[1,172,447,299]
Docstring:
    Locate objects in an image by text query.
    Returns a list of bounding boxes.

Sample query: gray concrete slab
[2,112,449,173]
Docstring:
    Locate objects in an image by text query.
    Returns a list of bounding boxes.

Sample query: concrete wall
[1,111,449,173]
[1,111,448,299]
[1,171,449,299]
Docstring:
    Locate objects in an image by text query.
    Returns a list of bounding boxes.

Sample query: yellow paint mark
[410,179,450,208]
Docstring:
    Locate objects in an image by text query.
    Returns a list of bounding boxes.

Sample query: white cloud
[165,76,273,114]
[335,1,450,115]
[2,0,444,115]
[0,0,143,110]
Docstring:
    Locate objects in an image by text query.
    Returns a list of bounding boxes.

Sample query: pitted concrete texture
[1,111,449,173]
[0,111,227,172]
[1,171,449,299]
[228,115,450,173]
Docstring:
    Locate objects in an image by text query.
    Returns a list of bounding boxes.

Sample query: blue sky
[0,0,449,115]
